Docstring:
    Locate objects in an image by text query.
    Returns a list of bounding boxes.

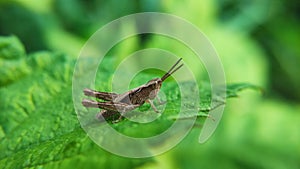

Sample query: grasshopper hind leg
[95,109,122,123]
[84,88,118,101]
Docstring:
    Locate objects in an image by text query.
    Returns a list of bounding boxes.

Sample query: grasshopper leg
[82,99,140,112]
[156,96,167,105]
[146,99,160,113]
[96,109,122,122]
[83,88,118,101]
[83,99,140,123]
[95,109,107,122]
[112,116,124,123]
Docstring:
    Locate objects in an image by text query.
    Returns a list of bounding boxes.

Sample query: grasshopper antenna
[161,58,183,81]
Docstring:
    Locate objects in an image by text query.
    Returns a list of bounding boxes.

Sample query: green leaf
[226,83,263,98]
[0,36,151,168]
[0,35,25,60]
[0,36,259,168]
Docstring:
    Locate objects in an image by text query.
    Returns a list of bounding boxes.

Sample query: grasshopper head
[146,78,162,89]
[146,78,162,99]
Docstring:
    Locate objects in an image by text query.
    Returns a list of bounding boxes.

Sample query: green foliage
[0,0,299,168]
[0,36,151,168]
[0,36,256,168]
[0,1,48,52]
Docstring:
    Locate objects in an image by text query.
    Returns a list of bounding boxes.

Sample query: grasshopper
[82,58,183,123]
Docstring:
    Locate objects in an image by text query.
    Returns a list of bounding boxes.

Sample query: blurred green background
[0,0,299,168]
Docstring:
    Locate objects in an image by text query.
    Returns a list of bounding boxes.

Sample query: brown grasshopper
[82,58,183,123]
